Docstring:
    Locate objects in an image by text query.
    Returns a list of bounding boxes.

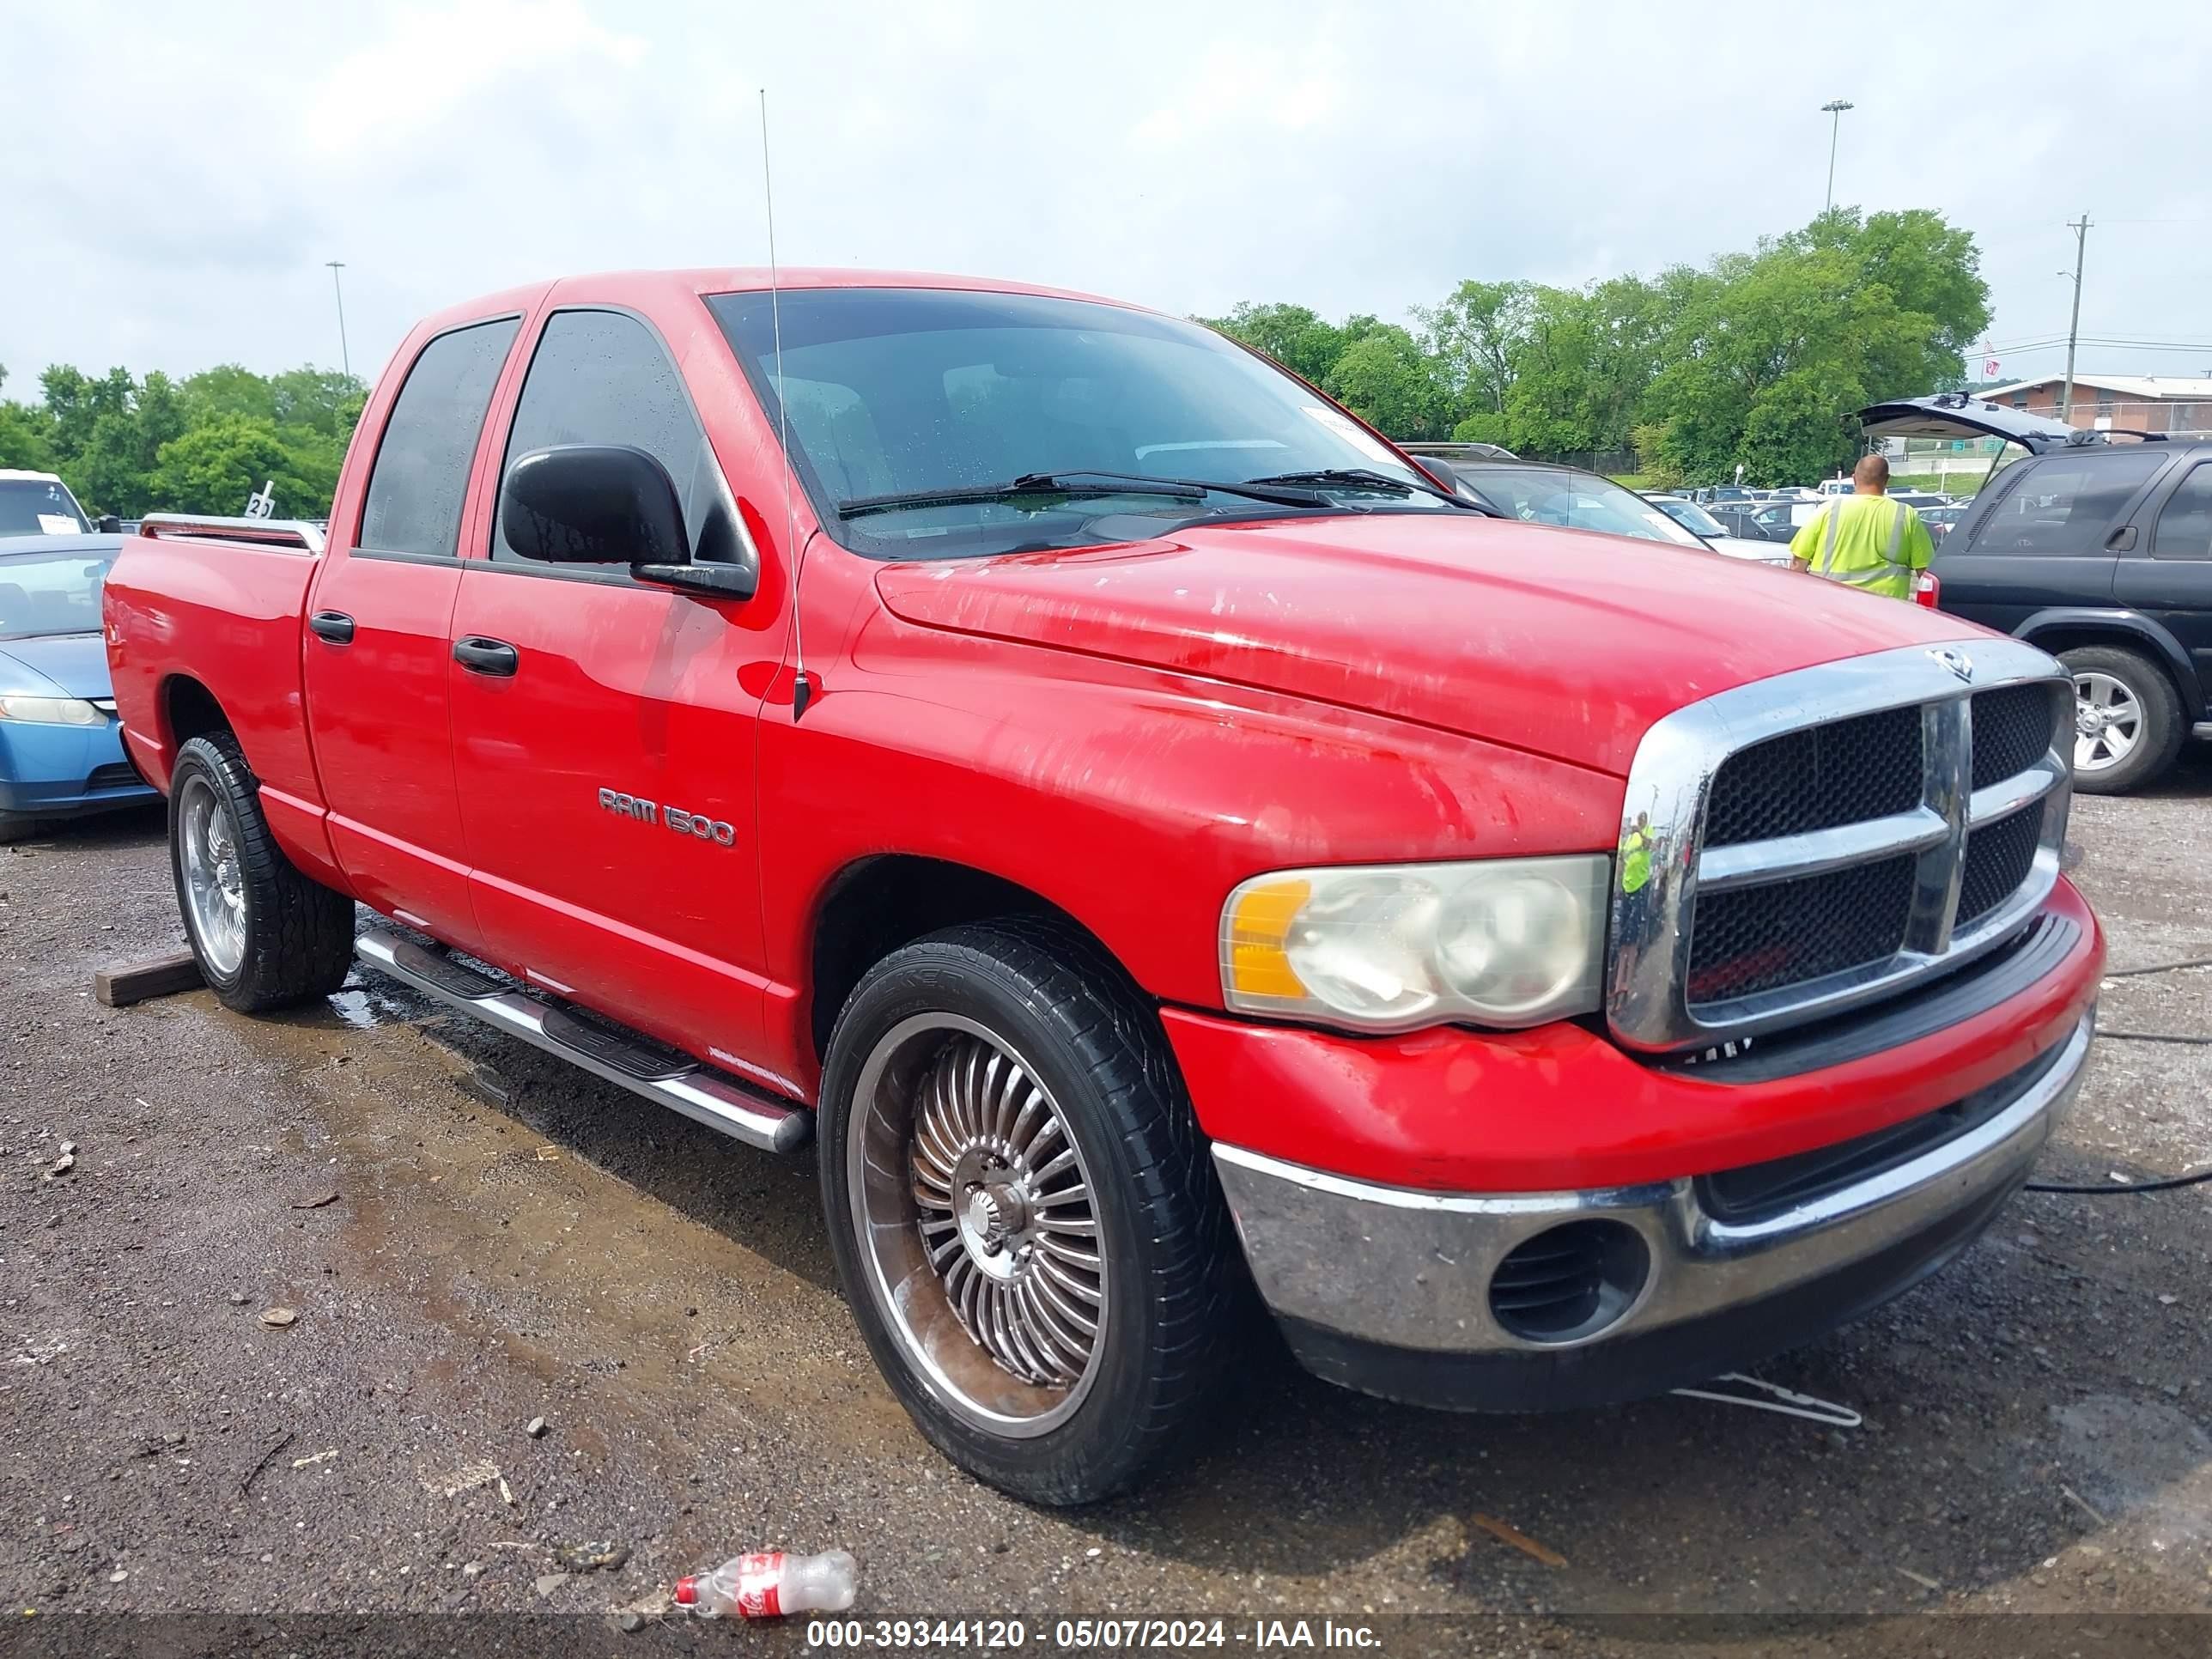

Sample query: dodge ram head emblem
[1928,647,1974,684]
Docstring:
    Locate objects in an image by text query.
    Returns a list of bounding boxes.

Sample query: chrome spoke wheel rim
[179,775,247,975]
[2072,672,2141,774]
[848,1013,1107,1437]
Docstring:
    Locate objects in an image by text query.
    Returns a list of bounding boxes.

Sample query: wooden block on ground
[94,951,204,1007]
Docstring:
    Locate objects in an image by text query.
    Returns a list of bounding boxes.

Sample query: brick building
[1979,374,2212,436]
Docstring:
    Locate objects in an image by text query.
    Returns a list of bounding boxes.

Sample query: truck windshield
[0,478,93,537]
[0,551,111,641]
[708,288,1452,560]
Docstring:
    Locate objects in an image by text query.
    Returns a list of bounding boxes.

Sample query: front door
[447,304,778,1077]
[304,315,521,945]
[2113,457,2212,700]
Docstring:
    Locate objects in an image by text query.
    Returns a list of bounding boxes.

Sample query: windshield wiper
[837,473,1206,519]
[834,466,1486,523]
[1241,467,1493,513]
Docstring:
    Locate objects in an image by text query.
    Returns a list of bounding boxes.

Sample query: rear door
[304,315,522,944]
[2112,454,2212,707]
[447,301,779,1071]
[1934,449,2172,635]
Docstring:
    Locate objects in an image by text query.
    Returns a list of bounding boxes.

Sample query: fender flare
[2013,606,2204,717]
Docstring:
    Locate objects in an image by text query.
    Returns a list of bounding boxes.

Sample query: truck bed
[103,517,331,865]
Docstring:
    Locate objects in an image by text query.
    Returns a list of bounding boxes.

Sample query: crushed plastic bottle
[673,1549,858,1619]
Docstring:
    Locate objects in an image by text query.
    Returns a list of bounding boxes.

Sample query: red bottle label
[733,1553,783,1619]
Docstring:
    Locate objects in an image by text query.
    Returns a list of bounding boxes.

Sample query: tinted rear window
[1967,451,2167,556]
[359,319,520,557]
[2151,462,2212,559]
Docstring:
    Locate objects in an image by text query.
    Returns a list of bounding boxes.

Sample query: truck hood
[0,631,111,700]
[873,514,1983,776]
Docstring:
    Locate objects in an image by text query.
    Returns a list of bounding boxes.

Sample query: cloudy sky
[9,1,2209,398]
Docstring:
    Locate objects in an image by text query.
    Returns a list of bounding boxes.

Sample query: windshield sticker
[1300,405,1399,468]
[1133,440,1287,460]
[38,514,79,535]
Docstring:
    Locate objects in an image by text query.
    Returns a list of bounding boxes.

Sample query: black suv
[1862,394,2212,793]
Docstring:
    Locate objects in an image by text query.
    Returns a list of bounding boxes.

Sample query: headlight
[0,695,105,726]
[1219,855,1611,1032]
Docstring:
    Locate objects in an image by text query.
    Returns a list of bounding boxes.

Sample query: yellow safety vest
[1794,496,1932,601]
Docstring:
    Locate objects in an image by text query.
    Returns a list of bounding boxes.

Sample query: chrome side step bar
[356,930,811,1154]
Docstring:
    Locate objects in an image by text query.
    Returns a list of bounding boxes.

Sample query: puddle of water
[325,980,434,1030]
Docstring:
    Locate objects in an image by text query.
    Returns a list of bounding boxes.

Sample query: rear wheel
[168,732,355,1012]
[2059,645,2183,795]
[817,917,1239,1504]
[0,814,43,845]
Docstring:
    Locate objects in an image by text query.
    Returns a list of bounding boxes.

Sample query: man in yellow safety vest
[1789,453,1936,600]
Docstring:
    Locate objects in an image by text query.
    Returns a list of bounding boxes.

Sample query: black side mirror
[1411,457,1462,495]
[503,445,687,562]
[95,514,121,534]
[501,444,756,599]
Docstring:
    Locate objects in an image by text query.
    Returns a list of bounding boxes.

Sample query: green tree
[179,363,281,426]
[1415,280,1530,422]
[0,365,60,471]
[1322,325,1450,440]
[1637,210,1988,485]
[1194,302,1348,386]
[75,372,190,518]
[147,416,306,514]
[39,366,134,467]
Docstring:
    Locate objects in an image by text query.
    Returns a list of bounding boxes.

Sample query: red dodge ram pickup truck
[105,270,2102,1504]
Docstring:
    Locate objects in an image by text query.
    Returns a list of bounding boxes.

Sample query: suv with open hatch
[1863,392,2212,792]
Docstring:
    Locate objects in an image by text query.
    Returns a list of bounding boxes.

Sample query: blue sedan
[0,533,160,841]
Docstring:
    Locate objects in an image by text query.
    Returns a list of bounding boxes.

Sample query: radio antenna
[760,87,812,720]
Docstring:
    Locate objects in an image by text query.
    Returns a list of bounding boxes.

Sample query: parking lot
[4,768,2210,1653]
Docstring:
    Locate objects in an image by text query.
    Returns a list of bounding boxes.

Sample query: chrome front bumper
[1212,1013,2091,1411]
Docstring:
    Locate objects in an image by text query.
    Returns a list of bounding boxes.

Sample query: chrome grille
[1686,854,1917,1006]
[1703,704,1923,847]
[1608,641,2072,1054]
[1969,684,2053,791]
[1957,803,2045,927]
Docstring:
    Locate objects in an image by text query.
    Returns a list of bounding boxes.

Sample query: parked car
[0,470,94,537]
[1643,493,1796,566]
[105,272,2102,1504]
[1429,461,1783,567]
[1921,503,1969,540]
[0,533,161,840]
[1886,489,1952,512]
[1400,439,1518,461]
[1748,499,1827,537]
[1859,393,2212,793]
[1690,485,1757,507]
[1703,504,1786,543]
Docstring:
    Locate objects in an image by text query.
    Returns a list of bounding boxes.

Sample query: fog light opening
[1486,1218,1650,1345]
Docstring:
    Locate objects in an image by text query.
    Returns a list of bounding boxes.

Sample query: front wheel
[817,918,1240,1504]
[168,732,356,1012]
[2059,645,2183,795]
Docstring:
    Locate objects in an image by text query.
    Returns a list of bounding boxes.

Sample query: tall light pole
[1820,99,1854,214]
[325,261,352,380]
[2058,214,2091,423]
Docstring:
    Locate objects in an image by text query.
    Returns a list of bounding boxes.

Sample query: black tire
[0,814,42,845]
[817,916,1241,1504]
[167,732,355,1012]
[2058,644,2183,795]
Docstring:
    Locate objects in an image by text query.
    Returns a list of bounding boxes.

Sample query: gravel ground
[3,760,2210,1656]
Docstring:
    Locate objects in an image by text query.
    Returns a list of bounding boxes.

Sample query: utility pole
[2058,216,2090,423]
[325,261,352,380]
[1820,100,1854,213]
